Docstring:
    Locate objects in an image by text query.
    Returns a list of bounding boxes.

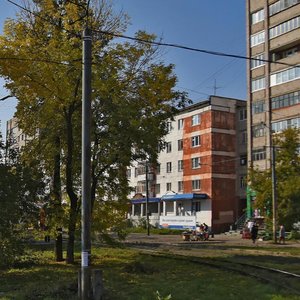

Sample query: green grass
[0,244,300,300]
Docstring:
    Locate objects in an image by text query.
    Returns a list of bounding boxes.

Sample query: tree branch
[0,95,13,101]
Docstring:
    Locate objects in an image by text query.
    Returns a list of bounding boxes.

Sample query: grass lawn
[0,243,300,300]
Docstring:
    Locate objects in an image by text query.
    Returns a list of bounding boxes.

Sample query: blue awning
[161,193,208,201]
[131,197,160,204]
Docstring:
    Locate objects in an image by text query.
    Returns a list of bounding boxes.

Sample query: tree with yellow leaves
[0,0,189,263]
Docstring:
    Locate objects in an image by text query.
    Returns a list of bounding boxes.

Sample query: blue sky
[0,0,246,136]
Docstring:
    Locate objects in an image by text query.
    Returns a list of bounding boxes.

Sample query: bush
[126,226,182,235]
[287,230,300,240]
[156,291,172,300]
[0,236,24,268]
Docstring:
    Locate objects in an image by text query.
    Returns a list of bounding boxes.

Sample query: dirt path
[124,232,300,250]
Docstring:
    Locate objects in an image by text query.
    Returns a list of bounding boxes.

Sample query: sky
[0,0,246,136]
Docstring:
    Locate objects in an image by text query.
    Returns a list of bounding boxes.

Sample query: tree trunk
[65,107,79,264]
[66,197,78,264]
[55,227,63,261]
[53,136,64,262]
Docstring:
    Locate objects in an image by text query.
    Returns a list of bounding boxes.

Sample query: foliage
[156,291,172,300]
[0,135,45,267]
[0,0,190,262]
[288,230,300,240]
[126,226,183,235]
[249,128,300,229]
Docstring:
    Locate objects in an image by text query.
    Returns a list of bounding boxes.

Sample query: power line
[6,0,81,38]
[0,56,76,66]
[6,0,300,70]
[177,86,210,97]
[93,29,300,69]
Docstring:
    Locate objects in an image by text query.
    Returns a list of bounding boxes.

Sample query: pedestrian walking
[251,223,258,244]
[279,225,286,244]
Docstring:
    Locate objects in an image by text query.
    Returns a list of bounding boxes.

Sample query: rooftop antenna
[211,79,222,96]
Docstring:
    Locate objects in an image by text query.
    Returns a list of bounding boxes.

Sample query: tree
[250,128,300,229]
[0,0,189,263]
[0,134,45,267]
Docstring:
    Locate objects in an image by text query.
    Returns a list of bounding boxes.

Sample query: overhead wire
[92,29,300,69]
[0,56,75,66]
[6,0,300,70]
[4,0,300,119]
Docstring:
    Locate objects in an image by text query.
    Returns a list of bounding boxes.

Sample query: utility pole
[81,28,92,299]
[145,162,150,236]
[271,144,277,243]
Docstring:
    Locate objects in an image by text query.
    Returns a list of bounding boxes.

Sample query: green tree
[0,134,45,267]
[250,128,300,229]
[0,0,189,263]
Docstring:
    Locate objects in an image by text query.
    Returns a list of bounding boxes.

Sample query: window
[269,0,300,16]
[136,165,146,176]
[251,77,265,92]
[283,47,299,58]
[251,53,265,69]
[166,142,172,153]
[136,181,146,193]
[155,184,160,194]
[166,162,172,173]
[270,66,300,86]
[240,155,247,166]
[251,9,264,24]
[178,181,184,192]
[269,16,300,39]
[156,163,161,175]
[191,135,201,147]
[178,119,184,130]
[167,121,172,133]
[192,201,201,213]
[252,100,265,114]
[240,130,247,145]
[191,157,201,169]
[272,46,299,61]
[178,160,183,172]
[166,182,172,191]
[253,124,265,137]
[239,109,247,121]
[178,139,183,151]
[240,176,247,188]
[272,90,300,109]
[191,114,200,126]
[250,31,265,47]
[192,179,201,190]
[272,117,300,133]
[252,149,266,161]
[126,169,131,178]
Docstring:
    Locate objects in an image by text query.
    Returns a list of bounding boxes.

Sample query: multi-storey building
[6,117,31,150]
[246,0,300,171]
[128,96,247,233]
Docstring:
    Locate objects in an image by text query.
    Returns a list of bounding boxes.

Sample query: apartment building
[6,117,30,150]
[247,0,300,170]
[128,96,247,233]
